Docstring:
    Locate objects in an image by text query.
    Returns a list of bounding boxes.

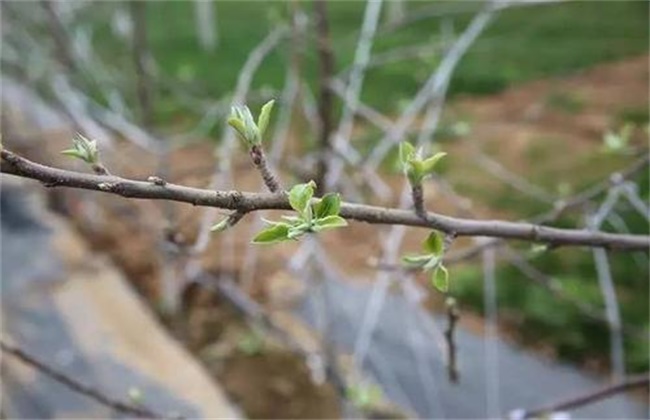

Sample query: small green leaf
[422,255,440,271]
[399,141,416,166]
[312,215,347,232]
[261,217,286,226]
[423,231,444,256]
[406,160,425,184]
[421,152,447,175]
[281,215,304,224]
[76,134,98,163]
[252,223,291,244]
[61,149,86,160]
[257,99,275,138]
[227,117,247,140]
[210,217,230,233]
[431,265,449,292]
[62,134,99,164]
[288,223,309,239]
[229,105,260,145]
[314,193,341,219]
[529,244,548,255]
[401,254,433,268]
[235,105,255,129]
[288,181,316,217]
[128,387,144,404]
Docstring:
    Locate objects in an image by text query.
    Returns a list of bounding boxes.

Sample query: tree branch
[0,338,174,419]
[513,373,649,419]
[2,149,648,250]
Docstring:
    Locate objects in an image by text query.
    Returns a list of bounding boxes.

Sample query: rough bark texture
[2,149,649,250]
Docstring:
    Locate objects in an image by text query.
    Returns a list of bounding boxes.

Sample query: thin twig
[0,339,175,419]
[482,243,501,417]
[412,183,427,219]
[40,0,78,73]
[313,0,336,195]
[249,144,281,193]
[189,25,288,263]
[514,373,649,419]
[2,149,648,250]
[130,0,154,127]
[325,0,384,190]
[444,297,460,383]
[366,2,498,167]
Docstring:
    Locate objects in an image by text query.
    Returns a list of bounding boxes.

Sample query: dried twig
[0,338,175,419]
[313,0,336,195]
[512,373,649,419]
[444,297,460,383]
[40,0,78,73]
[325,0,384,190]
[130,0,154,127]
[366,2,498,167]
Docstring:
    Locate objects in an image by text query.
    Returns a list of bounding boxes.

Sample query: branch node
[91,163,110,176]
[147,175,167,186]
[97,182,115,192]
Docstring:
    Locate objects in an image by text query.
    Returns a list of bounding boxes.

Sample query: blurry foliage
[86,0,648,122]
[237,330,266,356]
[545,91,585,114]
[22,0,647,374]
[616,106,650,127]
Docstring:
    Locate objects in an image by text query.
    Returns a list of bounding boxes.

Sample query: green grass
[545,91,586,114]
[91,0,648,120]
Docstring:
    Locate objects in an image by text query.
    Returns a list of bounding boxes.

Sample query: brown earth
[5,54,648,418]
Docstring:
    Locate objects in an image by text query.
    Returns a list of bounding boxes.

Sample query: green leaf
[252,223,291,244]
[401,254,433,268]
[62,134,99,164]
[61,149,86,160]
[406,160,425,184]
[423,231,444,256]
[257,99,275,138]
[399,141,416,166]
[227,117,247,140]
[421,152,447,175]
[312,215,347,232]
[288,223,309,239]
[281,215,304,224]
[289,181,316,217]
[314,193,341,219]
[431,265,449,293]
[210,217,230,233]
[422,255,440,271]
[229,105,259,145]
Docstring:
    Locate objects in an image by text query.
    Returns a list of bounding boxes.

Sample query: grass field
[120,0,650,114]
